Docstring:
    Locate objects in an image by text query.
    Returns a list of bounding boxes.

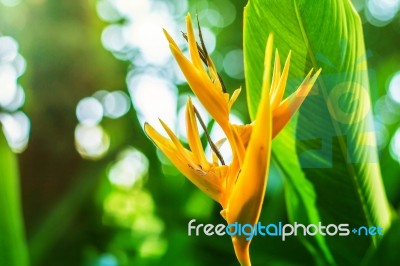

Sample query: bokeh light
[374,119,389,149]
[2,85,25,112]
[223,49,244,79]
[0,64,18,106]
[11,53,26,77]
[76,97,104,126]
[102,187,167,258]
[122,9,177,65]
[0,35,30,153]
[98,0,179,64]
[198,0,236,28]
[74,90,131,159]
[138,236,168,258]
[101,24,127,55]
[127,73,178,133]
[0,0,22,7]
[74,124,110,159]
[365,0,400,26]
[96,0,122,23]
[96,253,118,266]
[389,127,400,162]
[102,91,131,119]
[0,35,19,61]
[0,111,30,152]
[374,96,399,125]
[108,148,149,189]
[388,71,400,104]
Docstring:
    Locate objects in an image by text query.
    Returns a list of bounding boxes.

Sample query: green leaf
[244,0,391,264]
[363,217,400,266]
[0,131,29,266]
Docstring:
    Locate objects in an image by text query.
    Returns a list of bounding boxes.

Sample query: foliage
[244,0,393,264]
[0,131,29,266]
[0,0,399,265]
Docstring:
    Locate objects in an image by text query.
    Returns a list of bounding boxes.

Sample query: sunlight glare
[2,85,25,112]
[127,73,177,133]
[103,91,131,119]
[12,53,26,77]
[108,148,149,188]
[75,124,110,159]
[0,0,22,7]
[101,24,128,53]
[0,36,18,62]
[223,49,244,79]
[76,97,104,126]
[374,119,389,150]
[366,0,400,26]
[389,127,400,162]
[122,9,176,65]
[0,64,18,107]
[0,112,30,153]
[388,71,400,104]
[374,96,399,125]
[96,0,122,23]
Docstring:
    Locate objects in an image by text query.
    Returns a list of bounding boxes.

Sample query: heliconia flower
[145,13,321,266]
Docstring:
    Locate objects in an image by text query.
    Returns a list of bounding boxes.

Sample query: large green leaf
[244,0,391,264]
[363,217,400,265]
[0,131,29,266]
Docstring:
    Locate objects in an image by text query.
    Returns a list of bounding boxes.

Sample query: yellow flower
[145,13,321,266]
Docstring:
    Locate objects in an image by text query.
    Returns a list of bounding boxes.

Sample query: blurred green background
[0,0,399,265]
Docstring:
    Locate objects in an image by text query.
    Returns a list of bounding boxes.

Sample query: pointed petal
[229,88,241,110]
[271,51,291,110]
[158,119,197,168]
[262,33,274,94]
[272,68,321,137]
[164,15,231,135]
[226,64,272,266]
[163,28,180,51]
[167,42,229,129]
[144,122,197,176]
[144,122,224,202]
[223,35,272,167]
[212,138,226,164]
[186,98,209,168]
[186,14,203,69]
[270,49,281,95]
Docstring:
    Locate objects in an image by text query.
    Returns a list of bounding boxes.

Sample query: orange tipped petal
[185,98,209,169]
[262,33,274,94]
[270,49,281,95]
[166,37,229,130]
[229,88,242,110]
[186,14,203,70]
[271,50,291,110]
[163,28,180,50]
[158,119,196,168]
[225,58,272,266]
[272,68,321,137]
[144,122,224,202]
